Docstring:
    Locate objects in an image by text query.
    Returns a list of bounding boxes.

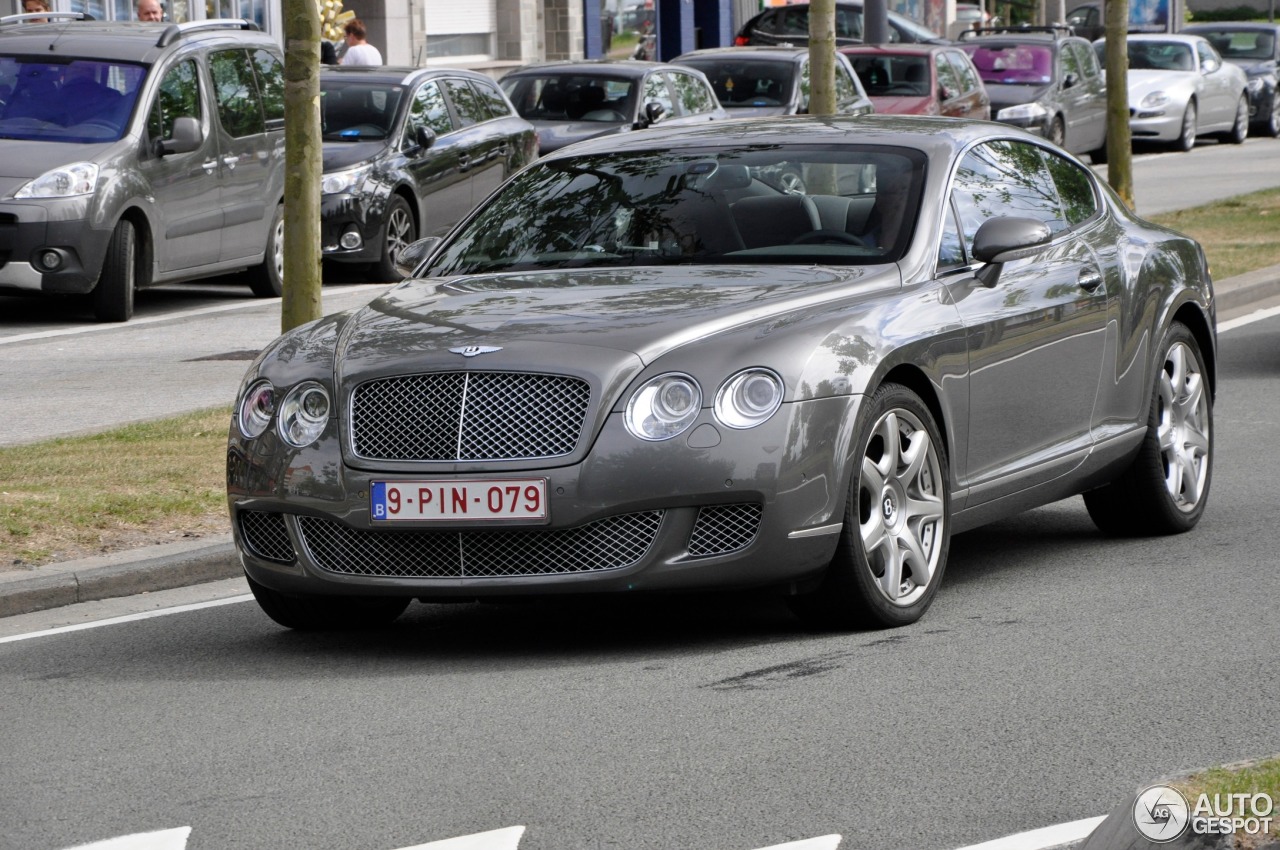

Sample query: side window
[250,49,284,130]
[1059,43,1083,82]
[1071,42,1101,78]
[209,48,265,138]
[950,140,1067,257]
[936,53,961,96]
[1196,41,1218,68]
[641,73,674,118]
[147,59,201,142]
[946,51,979,93]
[403,79,453,146]
[667,71,716,115]
[443,77,488,127]
[471,78,513,119]
[834,58,858,105]
[1041,148,1098,226]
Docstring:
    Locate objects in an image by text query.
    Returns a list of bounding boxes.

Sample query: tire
[1089,130,1108,165]
[248,203,284,298]
[375,195,415,282]
[1263,94,1280,138]
[247,574,410,631]
[93,219,137,323]
[788,383,950,630]
[1224,95,1249,145]
[1173,101,1197,152]
[777,167,806,195]
[1047,115,1065,149]
[1083,322,1212,536]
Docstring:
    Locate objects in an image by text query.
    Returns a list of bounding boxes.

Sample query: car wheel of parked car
[376,196,416,282]
[247,574,410,630]
[1265,97,1280,138]
[1089,130,1107,164]
[1047,115,1066,149]
[777,166,807,195]
[248,204,285,298]
[1224,95,1249,144]
[1084,322,1212,536]
[1174,102,1197,152]
[92,219,137,323]
[789,383,950,630]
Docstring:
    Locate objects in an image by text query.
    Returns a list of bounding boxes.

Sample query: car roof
[958,31,1085,49]
[320,65,494,87]
[503,59,689,79]
[675,46,810,61]
[1182,21,1280,32]
[840,43,950,56]
[0,18,272,63]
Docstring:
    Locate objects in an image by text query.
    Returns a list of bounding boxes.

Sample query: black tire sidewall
[377,196,415,282]
[93,219,136,322]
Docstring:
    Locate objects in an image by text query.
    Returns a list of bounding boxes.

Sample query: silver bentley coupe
[227,115,1216,631]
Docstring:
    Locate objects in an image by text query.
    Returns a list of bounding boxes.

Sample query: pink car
[842,44,991,119]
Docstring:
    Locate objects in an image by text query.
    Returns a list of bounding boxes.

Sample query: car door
[401,78,471,238]
[1196,41,1236,127]
[1068,41,1107,149]
[440,76,511,208]
[136,56,222,271]
[938,139,1111,503]
[1056,41,1103,152]
[935,50,967,117]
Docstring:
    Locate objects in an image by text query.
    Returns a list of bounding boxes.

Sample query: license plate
[371,479,548,522]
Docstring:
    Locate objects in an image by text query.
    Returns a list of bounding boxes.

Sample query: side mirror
[940,85,958,101]
[1063,72,1079,88]
[414,125,437,151]
[395,235,442,279]
[640,100,666,128]
[157,116,201,157]
[971,216,1052,287]
[1201,58,1219,73]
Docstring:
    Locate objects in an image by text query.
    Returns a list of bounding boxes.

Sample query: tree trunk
[280,0,323,333]
[809,0,836,116]
[1104,0,1135,209]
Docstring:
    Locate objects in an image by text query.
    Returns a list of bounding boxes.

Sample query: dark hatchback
[500,60,728,155]
[672,46,874,118]
[1183,23,1280,137]
[735,2,947,47]
[959,27,1108,161]
[320,66,537,281]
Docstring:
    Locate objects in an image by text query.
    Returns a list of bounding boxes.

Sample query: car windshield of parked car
[1126,41,1195,71]
[676,59,796,107]
[0,56,145,142]
[426,145,926,276]
[848,54,930,96]
[320,81,405,140]
[1193,29,1275,60]
[501,74,638,122]
[963,44,1054,84]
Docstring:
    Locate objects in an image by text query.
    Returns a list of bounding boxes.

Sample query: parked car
[671,46,874,118]
[500,60,728,155]
[0,16,286,321]
[319,66,537,281]
[1095,33,1250,151]
[1064,2,1106,41]
[228,115,1216,633]
[1182,22,1280,137]
[959,26,1108,161]
[842,43,991,118]
[735,1,947,47]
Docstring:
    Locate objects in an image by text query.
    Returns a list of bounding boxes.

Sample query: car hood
[869,96,934,115]
[531,120,627,153]
[0,140,120,181]
[1125,70,1194,100]
[323,141,389,172]
[1225,58,1277,77]
[984,83,1052,110]
[332,264,899,386]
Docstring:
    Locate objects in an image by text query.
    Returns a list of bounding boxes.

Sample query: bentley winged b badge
[449,345,503,358]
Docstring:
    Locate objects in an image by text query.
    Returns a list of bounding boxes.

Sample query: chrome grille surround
[238,510,296,563]
[297,511,664,578]
[687,503,763,558]
[350,371,592,462]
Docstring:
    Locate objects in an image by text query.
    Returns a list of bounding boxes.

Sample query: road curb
[1215,265,1280,314]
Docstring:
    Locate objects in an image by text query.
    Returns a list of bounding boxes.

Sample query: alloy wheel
[385,205,413,264]
[1157,341,1211,513]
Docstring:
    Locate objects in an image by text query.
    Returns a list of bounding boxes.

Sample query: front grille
[297,511,664,578]
[238,510,296,563]
[687,503,763,557]
[350,371,592,462]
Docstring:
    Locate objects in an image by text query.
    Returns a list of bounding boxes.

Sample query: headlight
[995,102,1048,122]
[14,163,99,199]
[321,166,370,195]
[1140,91,1170,108]
[625,373,702,441]
[237,380,276,439]
[277,382,331,447]
[715,369,784,430]
[1247,78,1263,93]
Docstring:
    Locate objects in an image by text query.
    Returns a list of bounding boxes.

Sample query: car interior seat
[731,194,821,249]
[538,84,568,118]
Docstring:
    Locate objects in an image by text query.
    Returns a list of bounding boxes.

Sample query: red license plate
[371,479,548,522]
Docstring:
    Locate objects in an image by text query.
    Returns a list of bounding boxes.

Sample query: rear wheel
[1084,322,1212,536]
[93,219,137,323]
[248,203,284,297]
[374,195,415,282]
[789,383,950,630]
[247,574,410,630]
[1173,101,1197,152]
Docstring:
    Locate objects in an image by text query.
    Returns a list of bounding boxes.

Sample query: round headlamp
[237,380,276,439]
[625,373,702,441]
[715,368,784,429]
[277,382,331,447]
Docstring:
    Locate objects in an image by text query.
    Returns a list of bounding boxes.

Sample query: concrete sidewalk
[1,264,1278,620]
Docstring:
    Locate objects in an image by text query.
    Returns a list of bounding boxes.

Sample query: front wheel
[1047,114,1065,148]
[789,383,950,630]
[93,219,137,322]
[1084,322,1212,536]
[1224,94,1249,144]
[248,203,284,298]
[374,195,415,282]
[1173,101,1197,152]
[247,574,410,631]
[1263,94,1280,138]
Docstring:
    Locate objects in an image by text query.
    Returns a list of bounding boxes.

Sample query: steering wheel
[790,229,867,247]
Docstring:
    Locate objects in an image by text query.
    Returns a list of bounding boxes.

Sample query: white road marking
[948,815,1106,850]
[753,835,841,849]
[393,826,525,849]
[61,826,190,849]
[1218,303,1280,333]
[0,595,252,644]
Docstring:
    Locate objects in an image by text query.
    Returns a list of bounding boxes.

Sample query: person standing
[135,0,163,20]
[22,0,50,22]
[340,19,382,66]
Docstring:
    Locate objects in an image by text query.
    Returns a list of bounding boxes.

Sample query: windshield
[0,56,146,142]
[427,145,926,276]
[848,54,931,96]
[501,74,637,122]
[962,44,1054,84]
[1126,41,1195,71]
[676,59,796,108]
[320,82,405,140]
[1193,29,1276,60]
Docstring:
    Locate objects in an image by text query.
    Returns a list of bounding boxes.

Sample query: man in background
[135,0,163,21]
[22,0,50,22]
[341,19,382,65]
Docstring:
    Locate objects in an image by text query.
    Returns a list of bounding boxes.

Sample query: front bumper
[320,192,385,264]
[0,203,111,295]
[1128,106,1185,141]
[1246,80,1278,125]
[228,395,861,599]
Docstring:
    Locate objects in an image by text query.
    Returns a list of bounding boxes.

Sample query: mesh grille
[351,372,591,461]
[238,510,295,563]
[297,511,664,578]
[687,503,763,558]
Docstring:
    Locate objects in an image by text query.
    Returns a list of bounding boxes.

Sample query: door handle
[222,155,240,170]
[1078,269,1104,291]
[201,159,218,174]
[458,154,471,172]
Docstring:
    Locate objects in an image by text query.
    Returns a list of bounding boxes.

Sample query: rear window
[677,58,796,107]
[0,56,146,142]
[962,44,1054,84]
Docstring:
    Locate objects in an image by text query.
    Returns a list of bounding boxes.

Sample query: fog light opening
[339,229,362,250]
[37,250,63,271]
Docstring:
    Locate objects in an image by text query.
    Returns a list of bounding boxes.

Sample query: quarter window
[443,77,489,127]
[251,49,284,130]
[209,49,265,138]
[147,59,201,143]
